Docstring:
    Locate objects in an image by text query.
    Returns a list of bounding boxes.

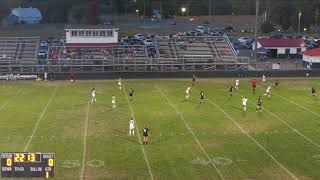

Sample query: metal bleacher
[0,37,39,66]
[0,35,248,73]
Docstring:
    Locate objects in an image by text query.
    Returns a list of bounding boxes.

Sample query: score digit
[14,153,25,162]
[48,159,54,167]
[28,154,35,162]
[6,159,12,166]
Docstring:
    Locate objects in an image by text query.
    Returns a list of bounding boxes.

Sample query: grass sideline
[0,78,320,179]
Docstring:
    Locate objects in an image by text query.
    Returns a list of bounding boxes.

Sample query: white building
[301,48,320,69]
[64,25,119,47]
[11,7,42,24]
[254,38,306,59]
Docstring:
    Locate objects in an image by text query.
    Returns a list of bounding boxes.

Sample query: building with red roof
[254,38,306,59]
[301,48,320,68]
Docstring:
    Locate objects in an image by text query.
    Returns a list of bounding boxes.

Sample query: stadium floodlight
[181,7,187,13]
[298,9,302,35]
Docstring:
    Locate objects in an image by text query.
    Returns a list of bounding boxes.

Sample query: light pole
[136,9,139,21]
[298,9,302,36]
[254,0,259,63]
[209,0,212,25]
[316,8,319,37]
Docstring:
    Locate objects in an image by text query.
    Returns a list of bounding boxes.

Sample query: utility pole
[316,7,319,37]
[144,0,146,17]
[254,0,259,62]
[209,0,212,25]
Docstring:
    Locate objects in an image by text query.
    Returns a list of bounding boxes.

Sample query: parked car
[134,34,144,40]
[60,37,66,44]
[143,39,154,47]
[52,39,62,46]
[195,25,205,33]
[223,26,234,32]
[37,51,48,60]
[40,40,48,47]
[238,37,253,44]
[169,21,176,25]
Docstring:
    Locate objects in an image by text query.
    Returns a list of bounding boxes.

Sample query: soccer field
[1,78,320,180]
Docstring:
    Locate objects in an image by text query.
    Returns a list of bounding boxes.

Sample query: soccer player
[263,86,271,99]
[274,80,279,88]
[143,125,149,145]
[129,88,134,101]
[112,94,116,109]
[229,85,234,96]
[91,88,96,103]
[251,79,257,94]
[192,74,196,86]
[312,87,316,96]
[242,97,248,111]
[118,78,122,90]
[70,72,75,83]
[185,86,192,100]
[200,90,205,104]
[262,74,266,85]
[44,72,48,82]
[129,117,135,136]
[256,96,262,112]
[235,79,239,91]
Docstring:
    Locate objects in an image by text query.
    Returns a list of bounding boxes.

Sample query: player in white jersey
[112,95,116,109]
[262,74,266,85]
[242,97,248,111]
[263,86,271,98]
[44,72,48,82]
[235,79,239,91]
[118,78,122,90]
[185,86,191,100]
[91,88,96,103]
[129,117,135,136]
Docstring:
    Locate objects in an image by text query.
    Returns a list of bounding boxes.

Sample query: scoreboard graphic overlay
[1,152,54,178]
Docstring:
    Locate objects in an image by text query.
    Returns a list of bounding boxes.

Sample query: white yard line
[122,84,154,180]
[193,89,298,180]
[156,85,225,180]
[275,93,320,118]
[260,106,320,149]
[80,100,91,180]
[24,86,58,152]
[0,89,23,111]
[248,87,320,149]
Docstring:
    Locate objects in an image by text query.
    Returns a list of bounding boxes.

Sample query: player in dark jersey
[312,87,316,96]
[129,88,134,101]
[256,96,262,112]
[200,90,205,104]
[192,74,196,86]
[274,80,279,88]
[143,125,149,145]
[229,85,234,96]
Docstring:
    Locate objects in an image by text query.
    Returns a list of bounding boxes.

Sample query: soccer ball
[306,73,309,77]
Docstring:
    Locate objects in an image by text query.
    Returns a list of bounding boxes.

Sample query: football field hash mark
[156,85,225,180]
[123,83,154,180]
[194,89,298,180]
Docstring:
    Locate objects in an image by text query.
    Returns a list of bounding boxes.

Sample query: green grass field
[1,78,320,180]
